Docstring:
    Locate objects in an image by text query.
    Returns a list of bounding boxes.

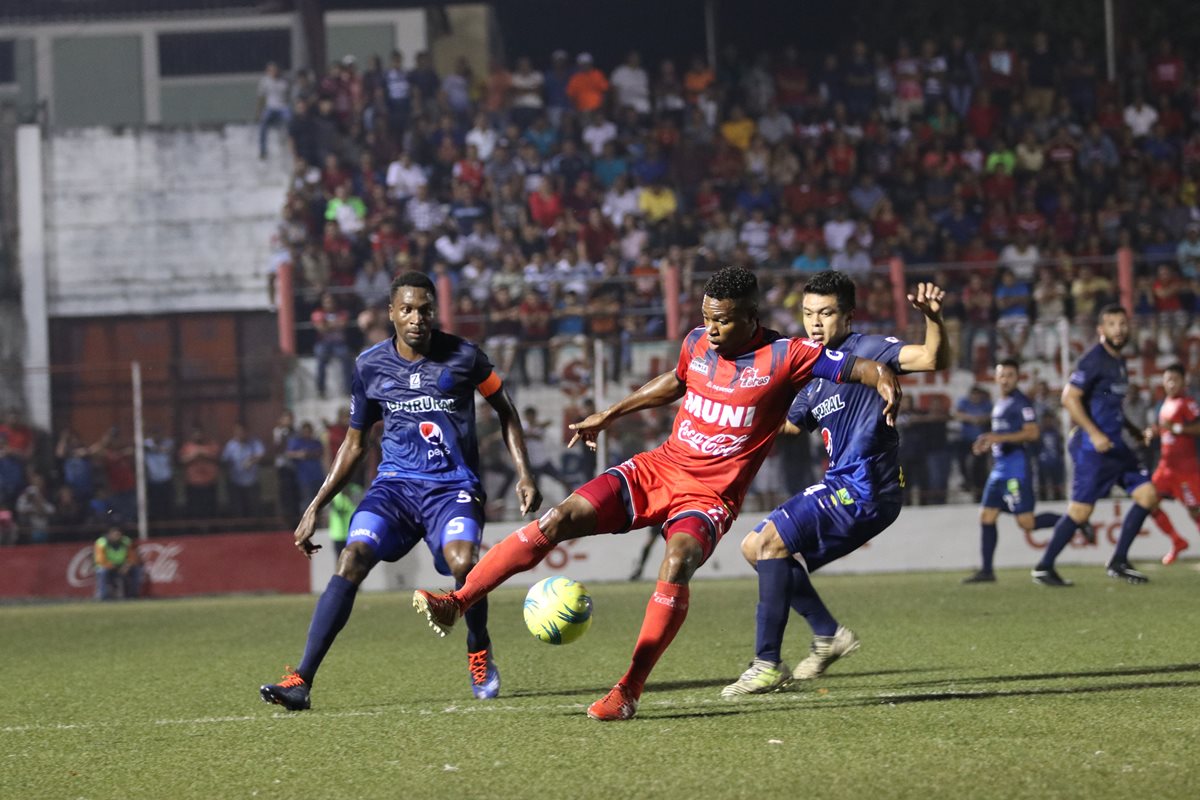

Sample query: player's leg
[721,518,795,698]
[1107,478,1158,583]
[966,505,1001,583]
[261,488,407,710]
[430,489,501,700]
[1035,451,1116,585]
[414,483,608,635]
[260,539,379,710]
[589,514,708,721]
[1033,499,1091,586]
[1151,473,1190,565]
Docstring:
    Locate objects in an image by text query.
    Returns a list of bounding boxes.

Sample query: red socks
[620,581,690,698]
[1152,509,1187,545]
[454,520,554,610]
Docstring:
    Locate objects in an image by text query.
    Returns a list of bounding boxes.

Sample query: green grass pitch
[4,563,1198,799]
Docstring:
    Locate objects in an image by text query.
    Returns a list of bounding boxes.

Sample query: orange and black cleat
[260,668,311,711]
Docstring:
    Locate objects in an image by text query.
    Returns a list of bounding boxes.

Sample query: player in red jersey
[1143,363,1200,565]
[413,266,901,721]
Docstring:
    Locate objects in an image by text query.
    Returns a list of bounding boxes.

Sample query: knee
[754,526,791,560]
[739,532,758,568]
[443,543,478,581]
[659,536,704,583]
[335,543,375,584]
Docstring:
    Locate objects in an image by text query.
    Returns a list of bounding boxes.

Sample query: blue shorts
[761,480,902,572]
[1070,445,1150,506]
[346,479,484,575]
[981,470,1035,514]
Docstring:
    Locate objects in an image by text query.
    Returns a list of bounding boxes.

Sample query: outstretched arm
[568,370,686,450]
[293,427,368,558]
[898,281,950,372]
[485,387,543,516]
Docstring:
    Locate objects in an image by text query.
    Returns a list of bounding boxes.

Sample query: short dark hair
[703,266,759,311]
[390,271,436,300]
[802,270,858,313]
[1165,363,1186,377]
[1098,303,1127,318]
[996,358,1020,371]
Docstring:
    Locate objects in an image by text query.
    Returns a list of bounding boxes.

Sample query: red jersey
[1158,396,1200,471]
[658,326,849,512]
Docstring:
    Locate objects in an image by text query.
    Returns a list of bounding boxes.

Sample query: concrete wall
[0,9,427,127]
[52,35,144,127]
[40,124,285,316]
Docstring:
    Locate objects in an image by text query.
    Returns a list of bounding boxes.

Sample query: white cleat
[792,626,860,681]
[720,659,791,699]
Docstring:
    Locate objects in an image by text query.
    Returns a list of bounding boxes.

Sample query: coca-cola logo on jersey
[66,542,183,588]
[676,419,750,456]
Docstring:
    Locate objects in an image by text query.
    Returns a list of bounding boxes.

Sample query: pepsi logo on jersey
[419,421,448,459]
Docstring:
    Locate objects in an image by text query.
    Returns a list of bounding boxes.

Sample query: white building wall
[42,124,284,316]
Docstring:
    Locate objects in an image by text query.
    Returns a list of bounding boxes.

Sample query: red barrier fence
[0,530,309,600]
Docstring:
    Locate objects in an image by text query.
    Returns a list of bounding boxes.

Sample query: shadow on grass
[882,662,1200,690]
[820,677,1200,709]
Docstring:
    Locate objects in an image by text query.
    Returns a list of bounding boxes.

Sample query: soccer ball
[523,576,593,645]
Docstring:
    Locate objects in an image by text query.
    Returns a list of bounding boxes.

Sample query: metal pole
[1057,319,1073,493]
[1104,0,1116,84]
[131,361,148,541]
[705,0,718,72]
[593,338,607,476]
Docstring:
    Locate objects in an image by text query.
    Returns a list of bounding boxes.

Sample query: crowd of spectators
[0,406,353,545]
[265,32,1200,385]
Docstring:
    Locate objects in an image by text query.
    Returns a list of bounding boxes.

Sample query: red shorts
[574,448,734,562]
[1152,464,1200,507]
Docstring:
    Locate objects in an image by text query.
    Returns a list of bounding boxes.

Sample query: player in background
[722,271,947,698]
[962,360,1063,583]
[260,272,541,710]
[1032,305,1159,587]
[413,267,902,721]
[1142,363,1200,565]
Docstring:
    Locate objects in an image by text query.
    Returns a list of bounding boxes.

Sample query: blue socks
[754,558,793,663]
[1037,516,1080,570]
[1112,505,1150,564]
[1034,512,1060,529]
[457,578,491,652]
[787,559,838,638]
[297,575,358,684]
[981,523,998,572]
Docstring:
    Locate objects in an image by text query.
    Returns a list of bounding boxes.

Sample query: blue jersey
[787,332,905,502]
[1067,343,1129,452]
[349,331,502,487]
[991,389,1037,475]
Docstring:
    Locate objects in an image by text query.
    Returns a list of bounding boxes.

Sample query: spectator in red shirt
[1148,39,1185,98]
[528,177,563,230]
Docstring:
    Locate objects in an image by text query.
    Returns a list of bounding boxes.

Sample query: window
[158,29,290,77]
[0,40,14,84]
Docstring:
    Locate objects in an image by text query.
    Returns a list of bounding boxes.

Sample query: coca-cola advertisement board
[0,531,308,599]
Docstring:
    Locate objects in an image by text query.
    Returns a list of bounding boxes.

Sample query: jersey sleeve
[787,387,819,431]
[469,345,503,398]
[858,335,906,372]
[788,338,857,388]
[348,364,382,431]
[1068,352,1098,394]
[1019,396,1037,424]
[674,328,705,382]
[1185,399,1200,422]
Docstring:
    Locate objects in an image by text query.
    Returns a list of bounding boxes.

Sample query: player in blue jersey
[962,359,1062,583]
[260,272,541,710]
[722,270,949,697]
[1032,305,1159,587]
